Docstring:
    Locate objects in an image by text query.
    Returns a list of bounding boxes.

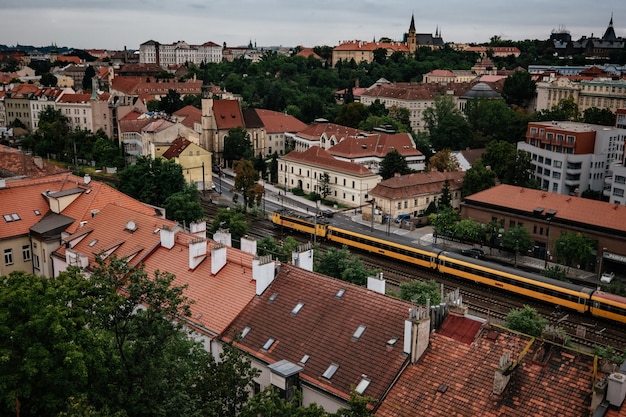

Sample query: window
[614,188,624,198]
[4,249,13,265]
[22,245,31,262]
[355,377,371,394]
[353,325,366,339]
[553,160,562,168]
[322,363,339,379]
[552,172,561,179]
[262,338,275,350]
[291,302,304,315]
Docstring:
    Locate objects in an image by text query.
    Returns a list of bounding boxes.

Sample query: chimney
[160,225,175,249]
[403,305,431,363]
[292,242,313,271]
[367,272,385,294]
[0,179,6,189]
[493,352,513,395]
[240,235,257,255]
[188,237,207,270]
[607,373,626,407]
[189,220,206,238]
[253,255,275,295]
[33,156,43,169]
[211,244,227,275]
[84,174,91,185]
[213,229,232,247]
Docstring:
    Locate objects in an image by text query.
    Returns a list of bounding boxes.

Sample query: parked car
[600,271,615,284]
[395,214,411,223]
[318,209,334,218]
[461,248,485,259]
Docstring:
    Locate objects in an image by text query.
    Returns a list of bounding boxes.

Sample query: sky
[1,0,626,51]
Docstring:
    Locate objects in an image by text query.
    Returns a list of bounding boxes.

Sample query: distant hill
[0,44,72,54]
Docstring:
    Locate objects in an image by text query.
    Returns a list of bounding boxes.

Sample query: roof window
[322,363,339,379]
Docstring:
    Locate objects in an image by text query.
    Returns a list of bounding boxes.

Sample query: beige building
[161,137,213,190]
[367,171,464,222]
[332,40,409,67]
[279,146,380,208]
[423,69,476,84]
[56,91,113,137]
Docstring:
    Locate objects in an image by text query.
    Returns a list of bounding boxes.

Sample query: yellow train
[271,210,626,324]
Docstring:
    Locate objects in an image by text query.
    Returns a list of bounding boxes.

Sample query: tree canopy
[223,127,253,165]
[379,149,412,179]
[423,94,473,151]
[117,156,187,207]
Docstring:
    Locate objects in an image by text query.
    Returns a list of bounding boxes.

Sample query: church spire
[409,13,416,32]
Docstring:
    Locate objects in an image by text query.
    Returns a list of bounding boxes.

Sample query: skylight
[3,213,21,222]
[262,338,275,350]
[34,210,41,216]
[355,377,371,394]
[241,326,250,339]
[300,354,310,364]
[269,293,278,302]
[353,325,366,340]
[322,363,339,379]
[387,337,398,346]
[291,302,304,315]
[335,288,346,298]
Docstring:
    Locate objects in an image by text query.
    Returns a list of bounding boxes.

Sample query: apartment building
[56,91,113,137]
[518,121,626,196]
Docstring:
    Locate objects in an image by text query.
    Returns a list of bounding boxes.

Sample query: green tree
[582,107,616,126]
[117,156,187,207]
[553,232,596,270]
[438,179,452,208]
[506,305,547,337]
[501,70,536,108]
[315,245,375,286]
[240,387,327,417]
[429,206,460,242]
[233,158,262,210]
[335,102,368,128]
[461,161,497,197]
[208,208,250,247]
[464,98,524,146]
[40,72,58,87]
[257,236,300,263]
[454,218,484,243]
[223,127,253,165]
[379,149,412,179]
[82,65,96,91]
[536,96,580,121]
[164,184,205,225]
[159,89,184,114]
[399,280,441,305]
[318,172,332,200]
[501,225,534,262]
[423,94,473,151]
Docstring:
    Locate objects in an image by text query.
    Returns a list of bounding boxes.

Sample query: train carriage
[437,251,593,313]
[271,210,329,239]
[327,226,438,270]
[590,291,626,324]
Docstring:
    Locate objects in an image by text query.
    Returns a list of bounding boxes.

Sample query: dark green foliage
[39,72,57,87]
[536,96,580,122]
[233,158,262,210]
[582,107,616,126]
[423,95,473,151]
[315,245,375,286]
[223,127,253,164]
[501,71,536,108]
[553,232,596,270]
[542,265,568,281]
[117,156,187,207]
[501,225,534,254]
[159,89,184,114]
[164,184,205,225]
[438,179,452,208]
[82,65,96,91]
[208,208,250,248]
[399,280,441,305]
[379,149,412,180]
[506,305,547,337]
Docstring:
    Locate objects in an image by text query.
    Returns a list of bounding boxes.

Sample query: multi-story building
[422,69,476,84]
[279,146,380,208]
[519,121,626,196]
[252,109,307,158]
[139,40,222,67]
[3,84,37,131]
[160,137,213,190]
[332,40,409,67]
[55,91,112,137]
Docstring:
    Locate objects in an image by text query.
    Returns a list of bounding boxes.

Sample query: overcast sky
[1,0,625,50]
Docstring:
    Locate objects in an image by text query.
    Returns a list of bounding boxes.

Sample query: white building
[139,40,223,67]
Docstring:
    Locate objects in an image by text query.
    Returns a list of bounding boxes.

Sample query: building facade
[139,40,223,67]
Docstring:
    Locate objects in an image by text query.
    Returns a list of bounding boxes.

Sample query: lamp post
[597,247,607,280]
[544,210,557,269]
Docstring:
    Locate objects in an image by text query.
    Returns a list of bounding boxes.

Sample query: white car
[600,271,615,284]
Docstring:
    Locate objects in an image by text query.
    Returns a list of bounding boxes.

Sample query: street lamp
[544,209,557,269]
[597,247,607,280]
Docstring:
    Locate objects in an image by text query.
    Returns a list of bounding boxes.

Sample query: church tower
[407,13,417,54]
[200,67,216,157]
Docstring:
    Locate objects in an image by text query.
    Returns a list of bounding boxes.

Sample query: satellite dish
[126,220,137,231]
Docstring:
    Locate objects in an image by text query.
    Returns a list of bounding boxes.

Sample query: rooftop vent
[125,220,137,232]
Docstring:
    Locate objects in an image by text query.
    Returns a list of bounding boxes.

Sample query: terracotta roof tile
[254,109,307,133]
[224,264,414,402]
[376,324,596,417]
[162,137,191,159]
[0,145,69,179]
[213,100,244,130]
[328,133,422,159]
[465,184,626,233]
[371,171,464,200]
[333,40,409,53]
[283,147,374,176]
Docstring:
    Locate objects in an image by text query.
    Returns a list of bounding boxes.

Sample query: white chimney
[253,255,275,295]
[84,174,91,185]
[240,235,257,255]
[188,238,207,270]
[189,221,206,238]
[213,229,232,246]
[160,225,175,249]
[292,242,313,271]
[211,244,227,275]
[403,306,430,363]
[367,272,385,294]
[607,373,626,407]
[0,178,6,189]
[493,353,513,395]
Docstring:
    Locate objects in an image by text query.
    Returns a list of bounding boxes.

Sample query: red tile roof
[162,137,191,159]
[224,263,414,402]
[54,203,175,269]
[328,133,422,159]
[254,109,307,133]
[296,122,364,142]
[213,100,244,130]
[141,234,258,335]
[173,105,202,129]
[283,146,374,176]
[371,171,465,199]
[334,40,409,53]
[376,324,596,417]
[464,184,626,233]
[0,145,69,179]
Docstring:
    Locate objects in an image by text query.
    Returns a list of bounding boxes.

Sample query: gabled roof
[254,109,307,133]
[371,171,465,200]
[173,105,202,129]
[296,48,322,60]
[464,184,626,233]
[295,122,363,142]
[141,234,258,335]
[282,147,374,176]
[118,114,155,134]
[162,137,192,159]
[242,108,264,129]
[213,100,244,130]
[376,323,595,417]
[328,133,421,159]
[333,40,409,53]
[224,263,413,402]
[0,145,69,179]
[54,203,175,269]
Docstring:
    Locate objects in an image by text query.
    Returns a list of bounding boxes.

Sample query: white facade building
[139,40,223,67]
